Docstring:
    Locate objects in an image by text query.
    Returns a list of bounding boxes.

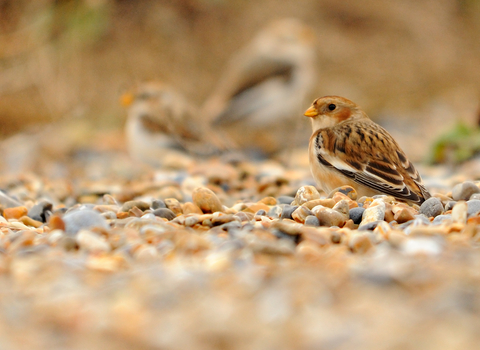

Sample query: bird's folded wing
[316,147,425,203]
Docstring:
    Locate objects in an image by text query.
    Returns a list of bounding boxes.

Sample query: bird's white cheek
[310,116,336,131]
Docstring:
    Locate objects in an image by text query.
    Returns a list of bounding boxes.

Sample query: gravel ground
[0,147,479,350]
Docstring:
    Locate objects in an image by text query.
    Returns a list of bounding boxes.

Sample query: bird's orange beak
[304,106,318,118]
[120,93,134,107]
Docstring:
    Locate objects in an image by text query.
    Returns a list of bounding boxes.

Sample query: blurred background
[1,0,480,170]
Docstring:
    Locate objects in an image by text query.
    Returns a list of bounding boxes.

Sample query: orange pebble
[3,206,28,220]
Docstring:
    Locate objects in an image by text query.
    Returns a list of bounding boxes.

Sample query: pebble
[349,232,374,253]
[332,200,350,216]
[121,200,150,212]
[27,200,53,222]
[452,181,480,201]
[467,199,480,217]
[451,201,467,224]
[63,209,109,235]
[315,207,347,227]
[349,207,365,225]
[328,186,357,200]
[192,187,223,213]
[76,230,111,253]
[164,198,183,215]
[281,205,298,220]
[151,199,166,209]
[0,190,22,208]
[360,200,385,226]
[393,208,415,224]
[291,206,312,223]
[292,186,320,205]
[444,201,456,211]
[302,198,335,210]
[267,205,283,218]
[304,215,320,227]
[3,206,28,220]
[152,208,176,220]
[182,202,203,214]
[358,220,382,231]
[419,197,444,218]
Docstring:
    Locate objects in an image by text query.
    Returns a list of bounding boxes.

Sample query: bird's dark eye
[328,104,336,111]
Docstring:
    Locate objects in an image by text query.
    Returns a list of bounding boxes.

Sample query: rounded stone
[332,200,350,216]
[192,187,223,214]
[291,206,312,223]
[419,197,444,218]
[452,181,480,201]
[63,209,109,235]
[393,208,415,224]
[467,199,480,217]
[444,201,456,211]
[267,205,283,218]
[451,201,467,224]
[360,200,385,226]
[151,199,166,209]
[121,200,150,212]
[3,206,28,220]
[281,205,298,220]
[292,186,321,206]
[315,207,347,227]
[349,207,365,225]
[164,198,183,215]
[328,186,357,200]
[28,200,53,223]
[152,208,176,220]
[304,215,320,227]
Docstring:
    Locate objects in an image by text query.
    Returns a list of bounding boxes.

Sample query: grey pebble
[304,215,320,227]
[452,181,480,201]
[467,199,480,217]
[63,209,109,235]
[152,208,176,220]
[281,205,298,220]
[255,209,267,216]
[267,205,283,218]
[358,220,382,231]
[28,200,53,223]
[414,215,432,225]
[0,190,22,208]
[151,199,166,209]
[349,207,365,225]
[432,214,452,225]
[419,197,444,218]
[444,201,456,212]
[277,196,295,205]
[470,193,480,201]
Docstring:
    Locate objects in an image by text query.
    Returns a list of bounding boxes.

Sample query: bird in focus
[202,18,316,157]
[304,96,431,204]
[122,82,228,166]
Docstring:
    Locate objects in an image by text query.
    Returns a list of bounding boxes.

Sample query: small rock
[315,207,347,227]
[267,205,283,218]
[328,186,357,200]
[444,201,456,211]
[192,187,223,214]
[360,200,385,226]
[451,201,467,224]
[304,215,320,226]
[3,206,28,220]
[281,205,298,220]
[432,214,452,225]
[27,200,53,222]
[419,197,444,218]
[393,208,415,224]
[76,230,110,253]
[164,198,183,215]
[151,199,166,209]
[467,200,480,217]
[452,181,480,201]
[19,216,43,228]
[291,206,312,223]
[349,207,365,225]
[152,208,176,220]
[358,220,382,231]
[292,186,321,206]
[183,202,203,215]
[121,200,150,212]
[63,209,109,235]
[349,233,374,253]
[258,197,276,205]
[303,198,335,210]
[0,190,22,208]
[332,200,350,216]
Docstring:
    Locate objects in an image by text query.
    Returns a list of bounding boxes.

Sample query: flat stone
[121,200,150,212]
[315,207,347,227]
[152,208,176,220]
[281,205,298,220]
[302,198,335,210]
[360,200,385,226]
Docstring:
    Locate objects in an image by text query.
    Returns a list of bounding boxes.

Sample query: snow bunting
[305,96,431,204]
[122,82,227,166]
[202,18,316,156]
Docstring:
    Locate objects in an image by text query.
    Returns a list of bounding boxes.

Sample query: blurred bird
[202,18,316,156]
[305,96,431,204]
[122,82,228,166]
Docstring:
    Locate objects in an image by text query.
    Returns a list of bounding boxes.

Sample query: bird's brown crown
[304,96,365,129]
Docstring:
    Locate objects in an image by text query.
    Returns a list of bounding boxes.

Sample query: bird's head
[304,96,365,130]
